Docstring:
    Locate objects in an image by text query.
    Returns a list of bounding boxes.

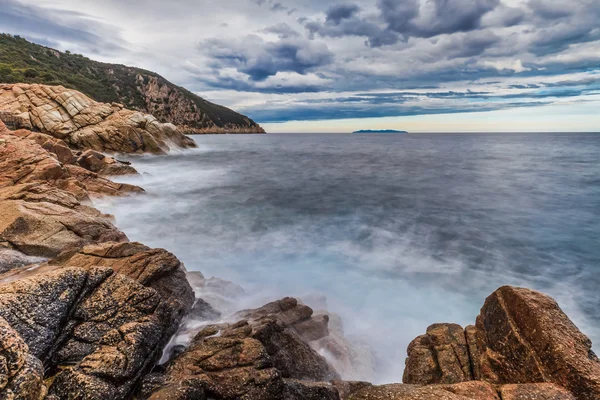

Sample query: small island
[353,129,408,134]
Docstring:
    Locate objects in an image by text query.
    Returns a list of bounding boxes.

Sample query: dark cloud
[305,16,399,48]
[199,34,333,86]
[528,0,573,20]
[380,0,500,38]
[437,30,501,58]
[326,4,361,24]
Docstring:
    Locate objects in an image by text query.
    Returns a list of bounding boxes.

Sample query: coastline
[0,86,599,399]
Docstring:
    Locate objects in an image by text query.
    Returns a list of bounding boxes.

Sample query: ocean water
[97,132,600,383]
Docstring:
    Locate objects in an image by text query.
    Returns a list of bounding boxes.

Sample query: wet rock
[499,383,576,400]
[149,300,339,399]
[403,323,472,384]
[153,333,284,400]
[64,164,143,197]
[0,267,111,360]
[283,379,340,400]
[250,317,339,381]
[474,286,600,399]
[0,83,197,154]
[187,271,246,314]
[0,248,44,273]
[76,149,137,176]
[331,380,373,400]
[312,312,378,382]
[188,298,222,321]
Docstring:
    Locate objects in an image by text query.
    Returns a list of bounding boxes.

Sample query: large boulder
[403,286,600,400]
[51,241,195,328]
[0,84,197,154]
[473,286,600,399]
[0,265,182,399]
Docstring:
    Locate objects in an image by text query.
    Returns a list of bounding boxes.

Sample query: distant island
[353,129,408,134]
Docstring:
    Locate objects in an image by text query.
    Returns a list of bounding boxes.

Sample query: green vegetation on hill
[0,34,263,133]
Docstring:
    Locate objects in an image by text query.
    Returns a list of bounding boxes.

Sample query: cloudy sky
[2,0,599,132]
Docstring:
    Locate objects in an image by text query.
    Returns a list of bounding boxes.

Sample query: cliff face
[0,34,265,134]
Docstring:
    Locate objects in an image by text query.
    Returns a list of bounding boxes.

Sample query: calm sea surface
[98,132,600,382]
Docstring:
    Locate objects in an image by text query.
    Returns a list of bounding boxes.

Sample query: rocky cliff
[0,116,599,399]
[0,34,265,134]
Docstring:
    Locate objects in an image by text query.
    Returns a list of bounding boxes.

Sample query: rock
[403,323,472,384]
[0,199,127,257]
[474,286,600,399]
[76,149,137,176]
[9,128,76,164]
[283,379,340,400]
[188,298,222,321]
[331,380,373,400]
[49,272,174,399]
[0,315,46,400]
[0,248,44,273]
[346,381,500,400]
[152,333,285,400]
[0,128,71,187]
[50,241,195,327]
[438,381,500,399]
[250,317,339,381]
[187,272,246,314]
[499,383,576,400]
[0,129,142,199]
[312,312,378,382]
[65,164,143,197]
[0,264,182,399]
[0,83,197,154]
[149,299,340,400]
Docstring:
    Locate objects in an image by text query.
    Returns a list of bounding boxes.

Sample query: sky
[1,0,599,132]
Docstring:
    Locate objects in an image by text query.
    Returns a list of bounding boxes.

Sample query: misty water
[97,132,600,383]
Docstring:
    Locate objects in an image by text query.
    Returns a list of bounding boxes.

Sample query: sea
[96,132,600,383]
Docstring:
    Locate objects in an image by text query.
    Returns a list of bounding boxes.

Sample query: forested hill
[0,34,264,133]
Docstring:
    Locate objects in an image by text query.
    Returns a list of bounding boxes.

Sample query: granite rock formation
[0,83,197,154]
[403,286,600,400]
[0,108,598,399]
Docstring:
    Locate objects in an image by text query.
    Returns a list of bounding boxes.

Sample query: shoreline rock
[0,84,197,154]
[0,111,599,399]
